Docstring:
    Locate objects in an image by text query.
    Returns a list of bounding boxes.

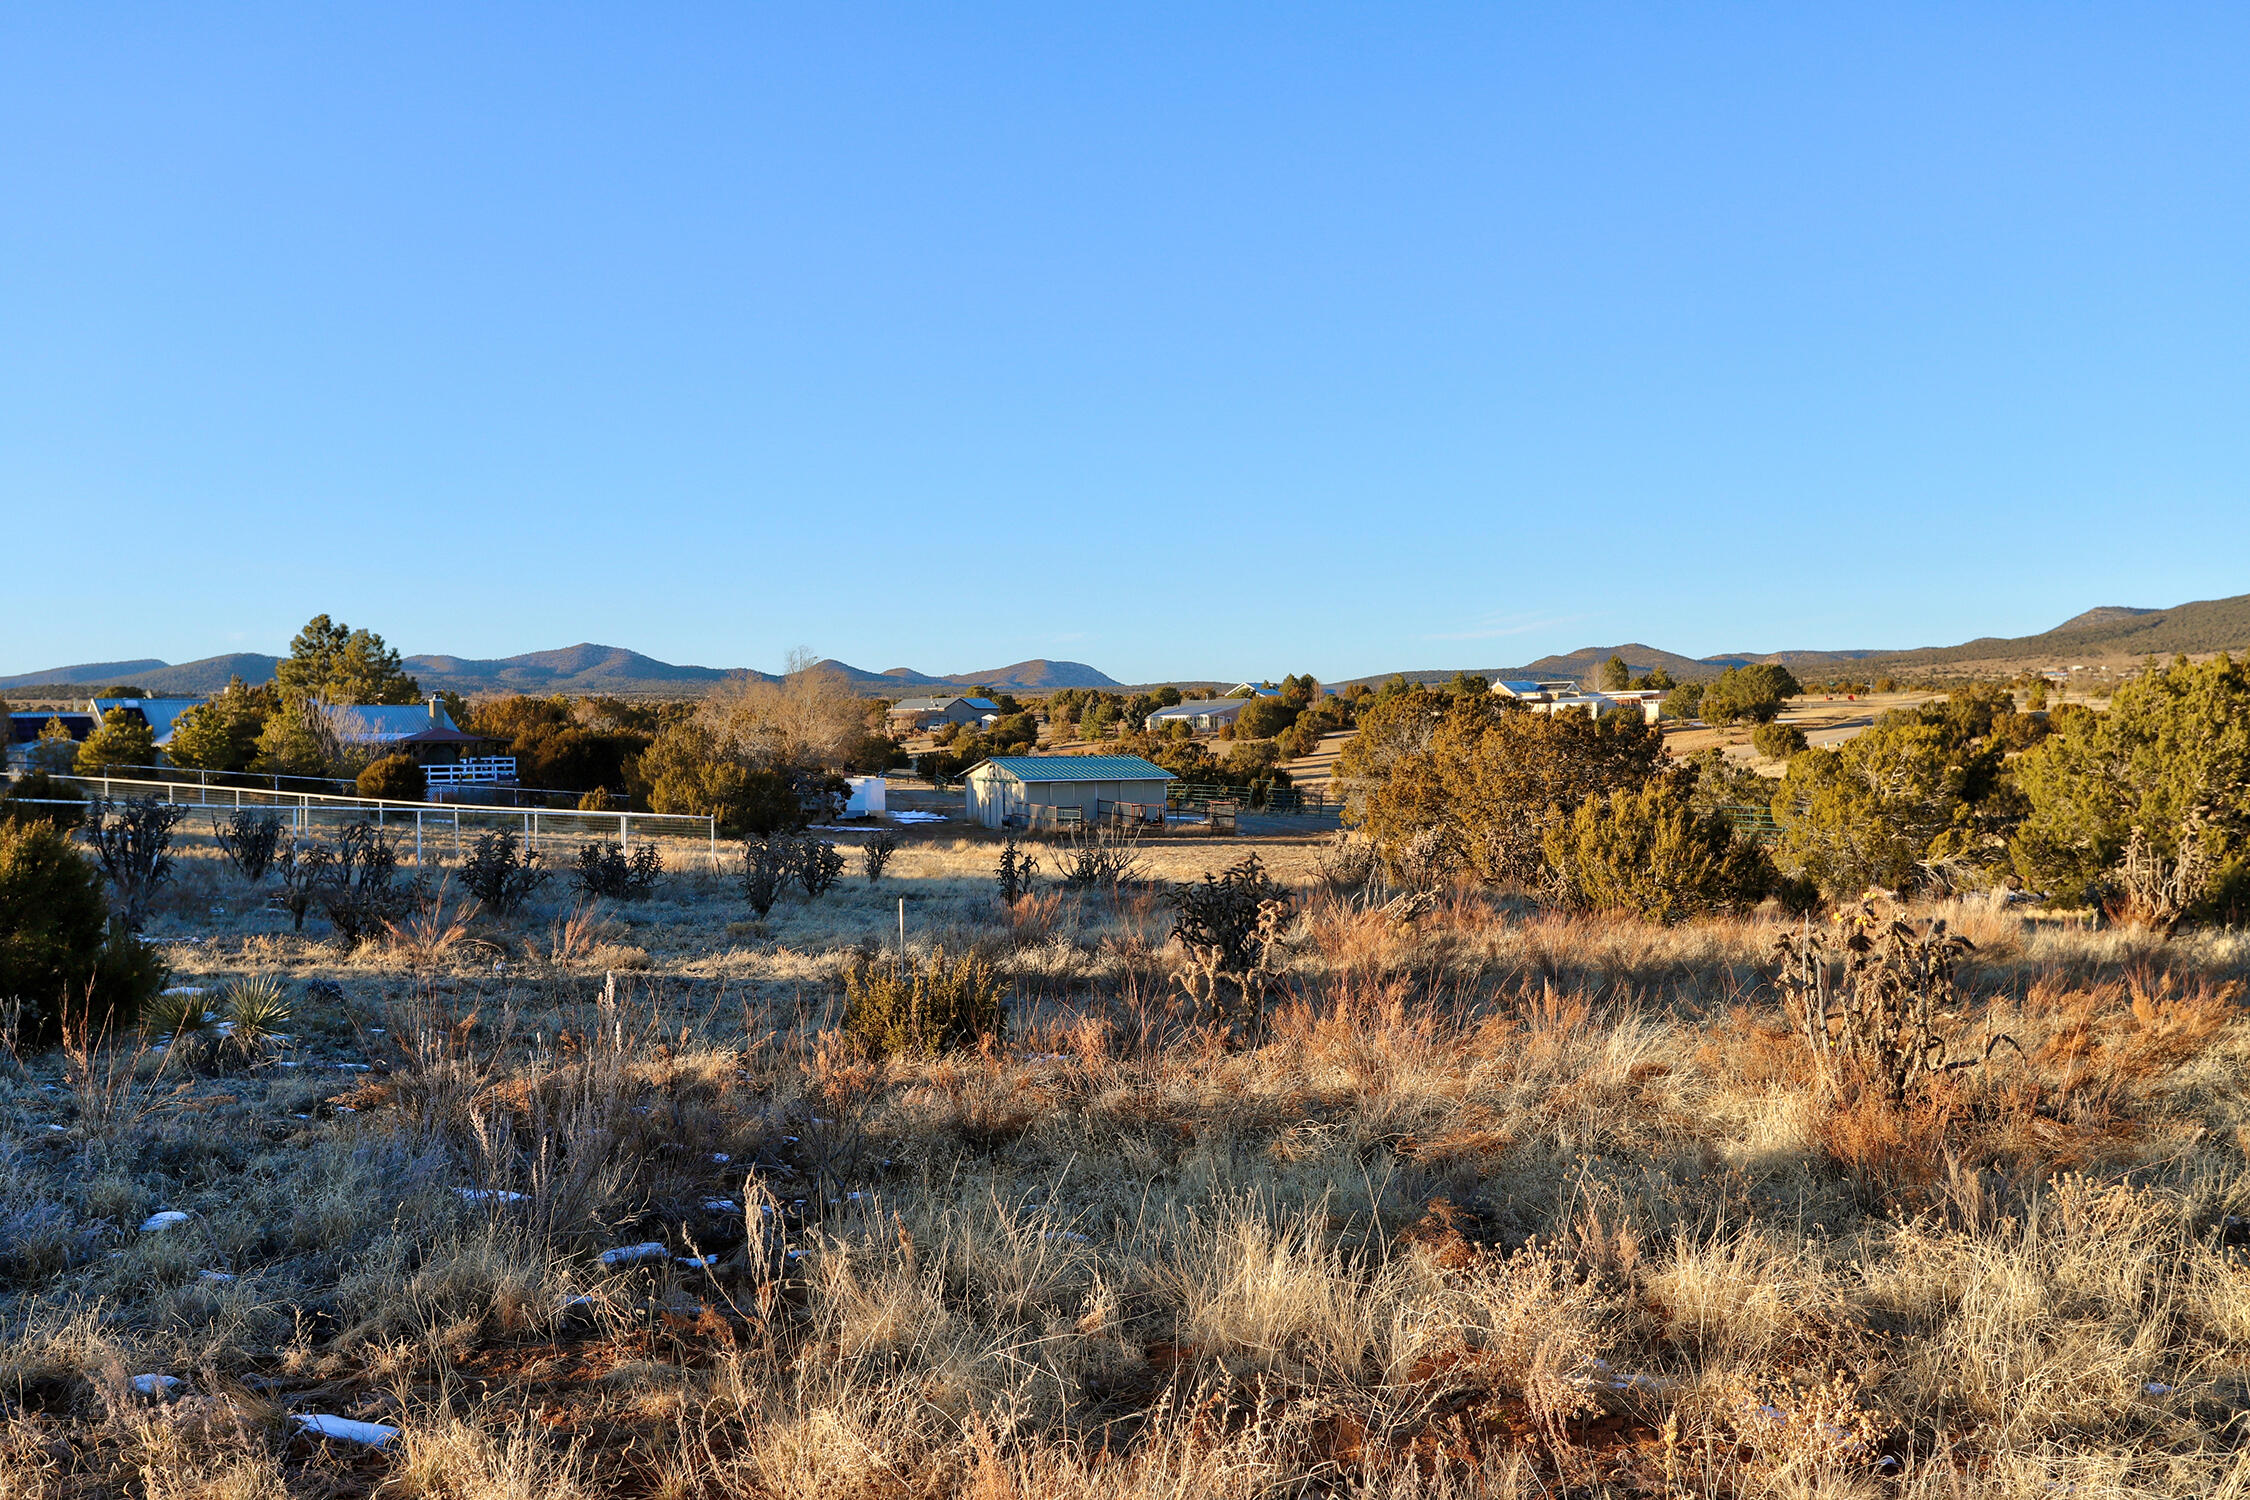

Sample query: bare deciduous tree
[699,649,866,771]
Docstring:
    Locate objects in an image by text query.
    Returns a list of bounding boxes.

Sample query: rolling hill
[5,593,2241,702]
[1334,590,2250,689]
[1853,593,2250,672]
[0,645,1121,698]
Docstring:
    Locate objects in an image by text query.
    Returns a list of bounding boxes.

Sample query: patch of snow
[131,1374,182,1397]
[160,986,207,997]
[294,1414,399,1448]
[599,1242,670,1268]
[199,1271,235,1283]
[891,810,946,824]
[710,1152,731,1164]
[455,1189,526,1204]
[676,1254,721,1269]
[2146,1382,2174,1396]
[703,1200,739,1214]
[140,1211,191,1232]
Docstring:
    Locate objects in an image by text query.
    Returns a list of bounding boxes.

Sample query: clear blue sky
[5,5,2246,684]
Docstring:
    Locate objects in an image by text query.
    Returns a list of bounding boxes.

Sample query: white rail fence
[423,757,518,788]
[47,773,717,865]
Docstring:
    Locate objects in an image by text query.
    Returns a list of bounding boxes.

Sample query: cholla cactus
[1773,903,2018,1105]
[1165,855,1294,1027]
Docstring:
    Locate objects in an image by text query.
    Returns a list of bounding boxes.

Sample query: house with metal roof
[887,695,1002,733]
[330,701,490,763]
[1142,699,1248,735]
[963,754,1176,829]
[6,711,99,770]
[1489,680,1582,701]
[87,698,205,750]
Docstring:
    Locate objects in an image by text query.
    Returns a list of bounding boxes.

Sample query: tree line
[1338,655,2250,926]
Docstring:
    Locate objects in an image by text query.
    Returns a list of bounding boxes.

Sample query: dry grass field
[7,818,2250,1498]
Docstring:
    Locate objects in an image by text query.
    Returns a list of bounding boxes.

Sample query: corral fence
[1716,803,1781,841]
[19,772,718,866]
[1166,782,1343,817]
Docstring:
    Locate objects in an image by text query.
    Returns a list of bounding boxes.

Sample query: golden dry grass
[4,821,2250,1497]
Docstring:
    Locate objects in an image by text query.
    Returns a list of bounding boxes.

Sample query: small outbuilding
[963,755,1176,830]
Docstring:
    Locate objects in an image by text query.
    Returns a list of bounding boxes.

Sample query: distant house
[1143,699,1248,735]
[87,698,205,752]
[1488,680,1581,701]
[963,755,1176,829]
[1226,683,1283,699]
[887,695,1001,733]
[1488,680,1663,724]
[1600,689,1668,723]
[332,700,491,765]
[1485,679,1665,728]
[6,711,99,769]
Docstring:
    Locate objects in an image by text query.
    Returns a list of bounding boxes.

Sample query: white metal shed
[962,755,1176,829]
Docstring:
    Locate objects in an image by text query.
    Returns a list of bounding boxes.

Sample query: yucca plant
[141,986,219,1070]
[141,986,210,1045]
[220,976,292,1065]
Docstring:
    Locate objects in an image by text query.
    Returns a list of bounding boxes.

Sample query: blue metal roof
[90,698,204,747]
[975,755,1174,783]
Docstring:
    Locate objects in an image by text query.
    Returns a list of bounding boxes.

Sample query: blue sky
[4,5,2246,684]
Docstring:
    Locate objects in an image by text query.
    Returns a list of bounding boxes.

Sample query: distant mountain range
[6,592,2243,700]
[0,645,1123,698]
[1335,591,2250,688]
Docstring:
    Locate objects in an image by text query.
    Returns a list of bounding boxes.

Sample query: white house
[1489,680,1664,724]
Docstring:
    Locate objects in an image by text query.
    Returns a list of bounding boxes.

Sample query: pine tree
[167,678,276,773]
[74,708,157,775]
[272,614,421,705]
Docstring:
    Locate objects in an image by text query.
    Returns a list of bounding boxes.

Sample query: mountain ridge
[6,592,2243,699]
[0,645,1122,697]
[1328,592,2250,689]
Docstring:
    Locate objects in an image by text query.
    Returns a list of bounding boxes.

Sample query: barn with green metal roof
[962,754,1176,830]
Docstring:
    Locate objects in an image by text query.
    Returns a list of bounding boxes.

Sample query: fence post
[415,809,423,867]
